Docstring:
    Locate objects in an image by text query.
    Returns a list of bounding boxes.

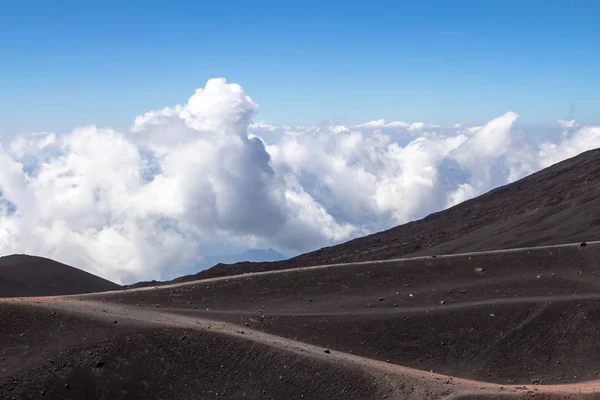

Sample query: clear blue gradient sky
[1,0,599,134]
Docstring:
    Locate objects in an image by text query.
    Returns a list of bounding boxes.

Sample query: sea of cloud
[0,78,598,283]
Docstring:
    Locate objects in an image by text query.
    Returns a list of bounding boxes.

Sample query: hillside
[78,242,600,398]
[161,148,600,283]
[4,243,600,399]
[0,301,382,400]
[0,255,121,297]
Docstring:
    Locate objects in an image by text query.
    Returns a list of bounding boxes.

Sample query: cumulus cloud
[356,119,439,132]
[0,78,599,283]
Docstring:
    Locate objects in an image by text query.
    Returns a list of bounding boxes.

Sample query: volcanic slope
[3,243,600,398]
[161,148,600,283]
[0,255,120,297]
[100,242,600,389]
[0,300,388,400]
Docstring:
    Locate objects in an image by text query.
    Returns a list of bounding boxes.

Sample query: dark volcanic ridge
[0,255,120,298]
[139,148,600,286]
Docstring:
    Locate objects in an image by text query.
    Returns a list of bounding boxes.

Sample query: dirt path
[99,240,600,296]
[5,296,600,399]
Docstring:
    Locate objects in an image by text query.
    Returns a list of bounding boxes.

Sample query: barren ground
[3,242,600,399]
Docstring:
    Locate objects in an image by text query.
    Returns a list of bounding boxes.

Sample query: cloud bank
[1,78,599,283]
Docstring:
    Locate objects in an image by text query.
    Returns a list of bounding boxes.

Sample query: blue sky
[1,0,599,134]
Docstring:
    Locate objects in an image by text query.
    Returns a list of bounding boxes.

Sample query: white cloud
[557,119,577,129]
[538,125,600,168]
[1,79,599,283]
[356,119,391,128]
[355,119,439,132]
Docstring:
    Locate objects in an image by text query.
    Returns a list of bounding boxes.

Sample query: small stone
[64,384,71,390]
[324,349,331,354]
[581,242,588,247]
[474,267,484,273]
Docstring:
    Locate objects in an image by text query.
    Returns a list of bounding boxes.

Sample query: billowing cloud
[0,78,598,283]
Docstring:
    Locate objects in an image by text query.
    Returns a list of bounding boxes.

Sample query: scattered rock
[474,267,484,273]
[581,242,588,247]
[64,384,71,390]
[324,349,331,354]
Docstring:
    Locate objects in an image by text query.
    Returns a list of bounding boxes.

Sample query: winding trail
[3,241,600,399]
[4,294,600,399]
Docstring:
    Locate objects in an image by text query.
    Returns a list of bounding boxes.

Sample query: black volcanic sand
[0,255,120,297]
[97,242,600,386]
[0,302,385,400]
